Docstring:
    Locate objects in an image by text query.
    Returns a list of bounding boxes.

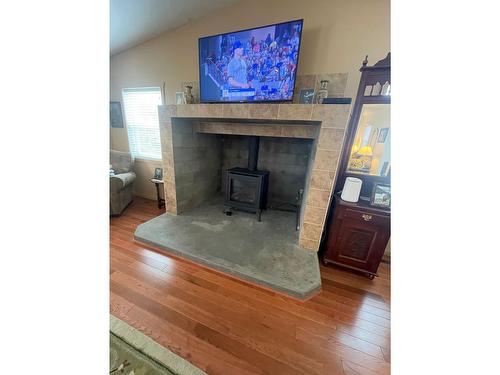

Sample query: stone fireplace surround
[158,103,350,252]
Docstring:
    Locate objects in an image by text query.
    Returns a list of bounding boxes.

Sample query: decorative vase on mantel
[184,85,195,104]
[316,80,329,104]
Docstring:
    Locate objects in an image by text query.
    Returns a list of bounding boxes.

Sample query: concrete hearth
[135,103,350,298]
[135,196,321,300]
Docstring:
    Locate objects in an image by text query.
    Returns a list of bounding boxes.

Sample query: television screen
[198,19,303,103]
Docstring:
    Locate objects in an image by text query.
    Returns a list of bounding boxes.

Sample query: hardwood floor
[110,197,391,375]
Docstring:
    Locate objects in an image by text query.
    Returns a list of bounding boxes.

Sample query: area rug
[110,315,207,375]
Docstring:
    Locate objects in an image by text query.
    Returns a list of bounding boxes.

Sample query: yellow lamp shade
[351,144,359,154]
[357,145,373,156]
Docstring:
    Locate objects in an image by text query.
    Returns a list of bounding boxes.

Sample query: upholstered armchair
[110,150,136,215]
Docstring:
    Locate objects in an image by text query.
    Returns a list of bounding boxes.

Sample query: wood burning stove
[225,167,269,221]
[224,136,269,221]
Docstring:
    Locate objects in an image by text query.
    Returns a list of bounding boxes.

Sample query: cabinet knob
[362,214,372,221]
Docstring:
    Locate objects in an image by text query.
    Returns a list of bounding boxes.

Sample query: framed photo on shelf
[377,127,389,143]
[110,101,124,128]
[370,183,391,208]
[175,92,186,104]
[153,167,163,180]
[298,88,315,104]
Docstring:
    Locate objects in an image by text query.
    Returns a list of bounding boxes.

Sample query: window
[122,87,162,160]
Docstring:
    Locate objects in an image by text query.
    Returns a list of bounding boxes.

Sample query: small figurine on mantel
[184,85,195,104]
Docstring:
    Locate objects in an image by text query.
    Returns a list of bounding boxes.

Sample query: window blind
[122,87,162,160]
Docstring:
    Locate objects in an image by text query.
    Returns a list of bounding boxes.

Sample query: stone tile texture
[158,103,350,252]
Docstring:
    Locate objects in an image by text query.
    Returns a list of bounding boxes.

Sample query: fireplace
[158,103,350,252]
[224,136,269,221]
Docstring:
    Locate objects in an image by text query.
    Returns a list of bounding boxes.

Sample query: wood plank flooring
[110,197,391,375]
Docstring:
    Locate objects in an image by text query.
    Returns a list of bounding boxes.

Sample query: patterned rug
[110,315,206,375]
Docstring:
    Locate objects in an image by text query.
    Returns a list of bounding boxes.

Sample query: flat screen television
[198,19,304,103]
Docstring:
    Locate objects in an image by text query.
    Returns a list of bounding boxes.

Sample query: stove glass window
[229,177,257,204]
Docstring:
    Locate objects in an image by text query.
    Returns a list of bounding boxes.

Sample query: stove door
[226,173,262,211]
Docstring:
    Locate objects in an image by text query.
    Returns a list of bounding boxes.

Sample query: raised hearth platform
[134,197,321,300]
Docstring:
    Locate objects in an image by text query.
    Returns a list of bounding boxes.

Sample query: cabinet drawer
[340,208,389,226]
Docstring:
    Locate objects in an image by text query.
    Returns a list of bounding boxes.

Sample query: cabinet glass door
[347,103,391,177]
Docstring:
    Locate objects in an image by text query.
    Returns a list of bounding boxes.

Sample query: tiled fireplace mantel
[157,103,351,252]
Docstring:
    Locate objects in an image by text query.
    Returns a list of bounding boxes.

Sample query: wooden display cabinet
[322,53,391,278]
[323,195,390,279]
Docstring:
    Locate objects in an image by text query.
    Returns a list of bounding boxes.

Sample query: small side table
[150,178,165,209]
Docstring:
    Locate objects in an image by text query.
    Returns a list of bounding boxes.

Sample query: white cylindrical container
[341,177,363,202]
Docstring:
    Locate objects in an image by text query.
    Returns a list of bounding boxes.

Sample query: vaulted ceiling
[110,0,241,55]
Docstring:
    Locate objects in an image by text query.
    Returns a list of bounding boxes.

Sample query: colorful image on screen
[198,20,303,103]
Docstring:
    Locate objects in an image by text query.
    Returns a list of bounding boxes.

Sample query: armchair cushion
[110,172,136,193]
[110,150,133,174]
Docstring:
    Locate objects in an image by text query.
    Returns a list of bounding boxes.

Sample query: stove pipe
[248,136,260,171]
